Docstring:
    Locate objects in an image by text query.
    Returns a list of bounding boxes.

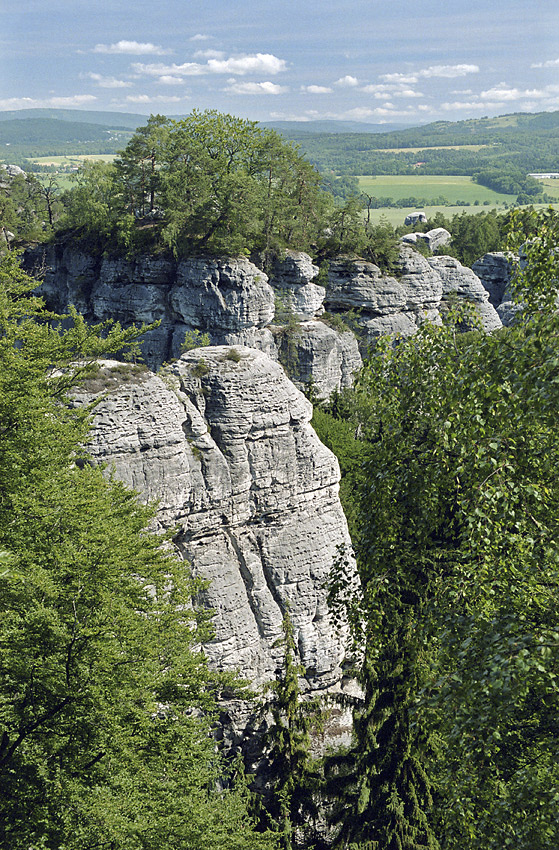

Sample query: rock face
[471,252,513,308]
[323,247,502,345]
[26,244,361,400]
[427,255,502,331]
[269,250,325,320]
[27,242,508,399]
[75,350,354,699]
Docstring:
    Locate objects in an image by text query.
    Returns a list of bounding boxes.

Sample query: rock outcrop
[27,242,508,397]
[401,227,451,253]
[74,349,355,701]
[472,252,513,308]
[324,247,502,345]
[427,254,502,331]
[26,244,361,400]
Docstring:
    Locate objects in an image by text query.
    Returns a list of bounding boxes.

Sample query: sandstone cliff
[26,243,503,401]
[74,350,355,703]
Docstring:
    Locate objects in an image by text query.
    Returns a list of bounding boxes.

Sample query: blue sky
[2,0,559,124]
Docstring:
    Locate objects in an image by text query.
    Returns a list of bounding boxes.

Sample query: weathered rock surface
[273,320,363,398]
[401,227,451,253]
[26,244,360,399]
[471,252,513,308]
[324,249,442,345]
[27,242,509,398]
[75,349,354,699]
[269,250,325,319]
[427,255,502,331]
[323,248,502,344]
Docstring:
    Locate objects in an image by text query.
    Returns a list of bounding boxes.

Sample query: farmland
[357,175,512,205]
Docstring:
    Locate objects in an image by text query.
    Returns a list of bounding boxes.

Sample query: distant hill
[263,119,415,135]
[0,108,147,129]
[289,110,559,176]
[0,117,132,145]
[1,107,558,177]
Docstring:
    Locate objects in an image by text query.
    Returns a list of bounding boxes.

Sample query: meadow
[357,175,512,205]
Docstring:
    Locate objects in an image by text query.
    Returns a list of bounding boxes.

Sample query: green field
[31,154,116,165]
[366,202,559,228]
[357,175,513,205]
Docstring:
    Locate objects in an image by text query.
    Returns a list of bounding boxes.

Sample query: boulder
[401,227,451,253]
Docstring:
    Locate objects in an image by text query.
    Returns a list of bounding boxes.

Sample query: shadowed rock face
[74,349,355,698]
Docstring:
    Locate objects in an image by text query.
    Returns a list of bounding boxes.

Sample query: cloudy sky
[2,0,559,125]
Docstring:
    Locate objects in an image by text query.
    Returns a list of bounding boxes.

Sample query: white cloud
[418,64,479,78]
[193,49,224,60]
[302,85,333,94]
[479,83,559,102]
[361,82,423,99]
[0,94,99,110]
[93,40,172,55]
[83,72,132,89]
[224,81,287,95]
[532,57,559,68]
[334,75,359,87]
[132,61,204,77]
[381,64,478,83]
[126,94,182,103]
[441,100,500,111]
[132,53,286,79]
[380,73,418,84]
[190,33,210,41]
[207,53,286,75]
[393,88,424,98]
[157,75,185,86]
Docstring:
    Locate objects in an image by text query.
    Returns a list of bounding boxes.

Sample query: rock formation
[324,246,501,346]
[472,252,513,308]
[401,227,451,253]
[427,254,502,331]
[26,244,361,400]
[74,350,355,708]
[26,242,506,398]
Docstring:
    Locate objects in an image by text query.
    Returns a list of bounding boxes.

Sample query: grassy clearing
[357,175,512,205]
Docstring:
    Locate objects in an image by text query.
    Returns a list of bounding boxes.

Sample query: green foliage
[57,110,331,258]
[275,292,301,378]
[291,110,559,176]
[226,347,242,363]
[0,170,64,244]
[257,608,321,850]
[422,209,507,265]
[473,165,543,197]
[181,328,211,352]
[318,203,400,272]
[324,208,559,849]
[0,253,275,850]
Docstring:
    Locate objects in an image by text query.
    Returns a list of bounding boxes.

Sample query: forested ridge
[1,108,559,848]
